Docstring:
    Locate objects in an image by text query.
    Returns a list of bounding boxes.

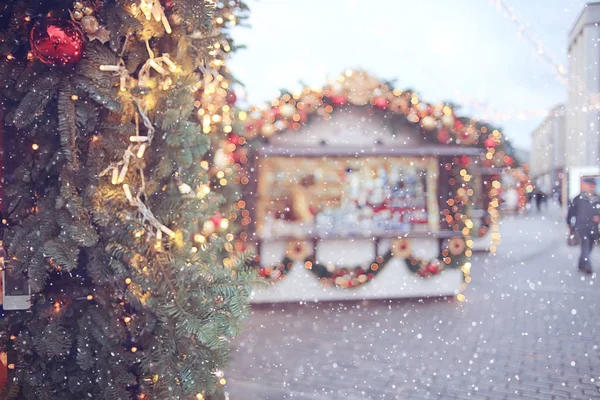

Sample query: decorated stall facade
[236,71,512,302]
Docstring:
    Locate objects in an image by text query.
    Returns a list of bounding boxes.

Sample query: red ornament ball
[484,138,497,148]
[331,95,347,107]
[437,128,450,144]
[228,133,241,145]
[373,97,388,110]
[30,18,84,67]
[427,264,441,275]
[226,90,237,106]
[298,109,307,123]
[454,120,464,131]
[460,155,470,167]
[210,212,223,227]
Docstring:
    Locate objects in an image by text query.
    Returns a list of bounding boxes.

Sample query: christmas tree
[0,0,257,399]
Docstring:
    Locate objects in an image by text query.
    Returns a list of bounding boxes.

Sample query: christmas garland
[256,237,468,289]
[239,70,515,170]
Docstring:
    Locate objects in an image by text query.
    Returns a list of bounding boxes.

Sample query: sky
[228,0,588,151]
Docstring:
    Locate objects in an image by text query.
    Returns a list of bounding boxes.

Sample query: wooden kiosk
[238,71,510,302]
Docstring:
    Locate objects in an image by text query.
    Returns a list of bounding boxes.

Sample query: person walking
[567,178,600,273]
[535,190,544,213]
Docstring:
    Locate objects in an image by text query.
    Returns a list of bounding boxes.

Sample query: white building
[530,105,566,194]
[567,2,600,167]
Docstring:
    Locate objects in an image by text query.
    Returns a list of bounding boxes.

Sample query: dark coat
[567,193,600,235]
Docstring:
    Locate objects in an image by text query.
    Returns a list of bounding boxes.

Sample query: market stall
[236,71,512,302]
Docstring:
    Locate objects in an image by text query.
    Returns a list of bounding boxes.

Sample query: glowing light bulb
[194,234,206,243]
[219,219,229,230]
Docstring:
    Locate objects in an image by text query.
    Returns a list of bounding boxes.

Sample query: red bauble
[418,269,431,277]
[331,95,347,107]
[504,155,514,166]
[210,212,223,227]
[30,18,84,66]
[437,128,450,144]
[484,138,497,148]
[427,265,441,275]
[373,97,388,109]
[299,109,307,123]
[226,90,237,106]
[460,155,470,167]
[228,133,241,145]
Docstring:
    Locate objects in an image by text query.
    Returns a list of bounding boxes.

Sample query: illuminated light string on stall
[240,71,509,297]
[240,69,516,148]
[256,236,471,289]
[252,163,476,290]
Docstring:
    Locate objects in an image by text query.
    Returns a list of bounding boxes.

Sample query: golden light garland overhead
[490,0,567,86]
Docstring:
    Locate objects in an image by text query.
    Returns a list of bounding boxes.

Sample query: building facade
[567,2,600,167]
[530,105,566,195]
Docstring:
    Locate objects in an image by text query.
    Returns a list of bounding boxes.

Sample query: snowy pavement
[226,206,600,400]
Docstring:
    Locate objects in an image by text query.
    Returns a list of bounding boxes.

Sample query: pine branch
[72,75,121,112]
[57,81,80,170]
[104,3,142,52]
[12,73,61,128]
[41,237,80,272]
[172,0,215,33]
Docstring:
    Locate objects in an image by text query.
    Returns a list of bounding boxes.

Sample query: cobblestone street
[226,207,600,399]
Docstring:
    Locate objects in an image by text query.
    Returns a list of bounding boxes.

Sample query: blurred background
[223,1,600,399]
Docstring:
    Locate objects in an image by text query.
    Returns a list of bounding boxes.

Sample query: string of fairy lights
[86,2,240,397]
[478,1,600,122]
[415,1,599,124]
[489,0,567,85]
